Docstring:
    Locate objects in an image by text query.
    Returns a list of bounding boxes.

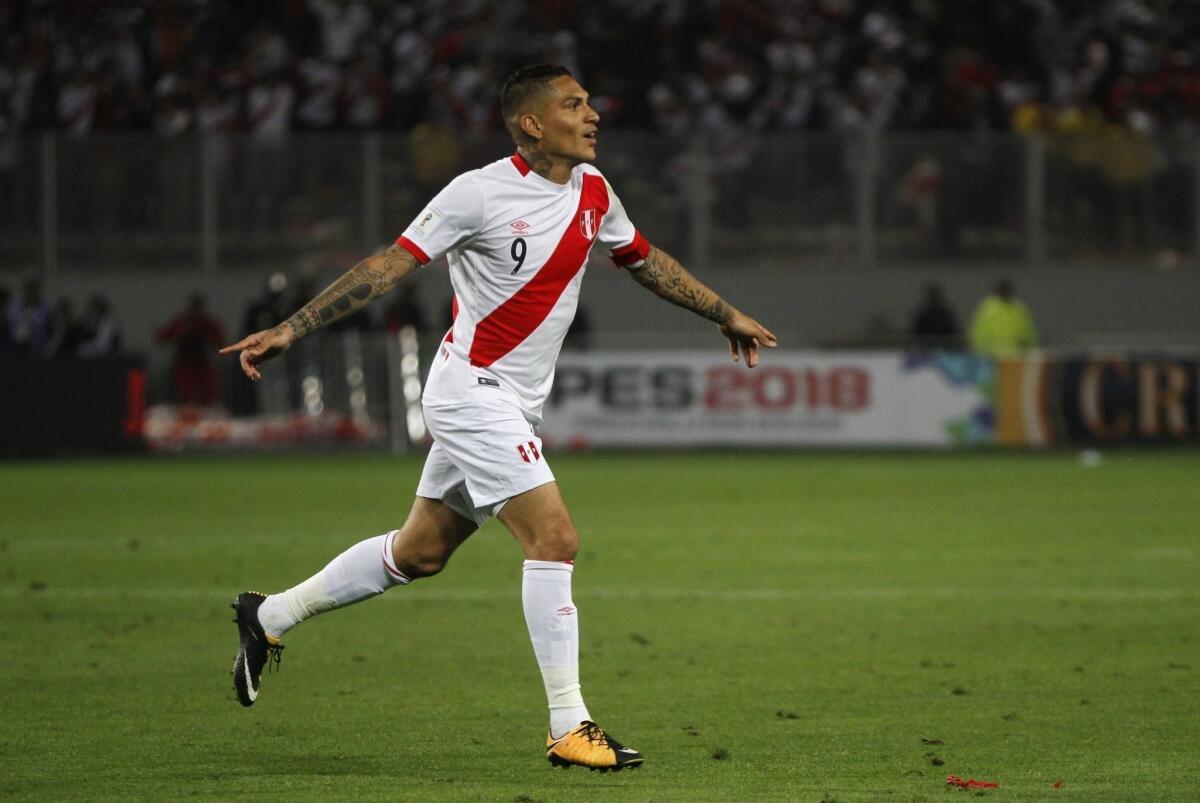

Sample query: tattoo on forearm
[632,247,735,324]
[282,245,415,339]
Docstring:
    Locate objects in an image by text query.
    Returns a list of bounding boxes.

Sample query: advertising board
[540,351,995,448]
[996,354,1199,446]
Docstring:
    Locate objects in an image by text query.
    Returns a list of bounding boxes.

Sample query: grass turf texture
[0,451,1197,802]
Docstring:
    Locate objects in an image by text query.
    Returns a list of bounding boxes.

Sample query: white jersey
[397,152,649,420]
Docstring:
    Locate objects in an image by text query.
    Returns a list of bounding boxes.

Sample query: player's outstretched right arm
[220,245,419,380]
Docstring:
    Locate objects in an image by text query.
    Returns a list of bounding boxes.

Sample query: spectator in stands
[7,278,51,357]
[78,294,122,357]
[44,297,86,357]
[968,279,1039,357]
[909,283,960,349]
[156,293,225,406]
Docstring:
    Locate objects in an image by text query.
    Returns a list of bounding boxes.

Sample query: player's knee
[394,547,449,579]
[391,536,453,579]
[532,517,578,561]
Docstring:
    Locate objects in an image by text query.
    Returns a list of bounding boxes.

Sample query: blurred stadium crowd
[1,278,120,357]
[2,0,1199,142]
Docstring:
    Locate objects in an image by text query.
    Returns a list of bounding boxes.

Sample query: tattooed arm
[280,245,417,338]
[628,245,778,367]
[630,246,735,324]
[220,245,419,380]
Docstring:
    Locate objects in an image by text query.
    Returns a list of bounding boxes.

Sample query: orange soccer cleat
[545,721,644,772]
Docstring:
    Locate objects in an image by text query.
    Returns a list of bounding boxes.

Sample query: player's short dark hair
[500,64,572,123]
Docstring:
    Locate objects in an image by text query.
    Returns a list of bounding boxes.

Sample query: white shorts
[416,396,555,527]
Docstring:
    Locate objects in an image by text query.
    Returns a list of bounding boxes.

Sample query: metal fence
[2,129,1198,276]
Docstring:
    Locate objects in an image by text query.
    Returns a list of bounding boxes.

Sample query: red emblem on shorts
[579,209,597,240]
[516,440,541,463]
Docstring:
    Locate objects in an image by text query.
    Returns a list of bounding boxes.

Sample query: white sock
[522,559,591,739]
[257,531,409,639]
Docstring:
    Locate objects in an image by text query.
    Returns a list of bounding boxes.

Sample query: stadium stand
[2,0,1199,138]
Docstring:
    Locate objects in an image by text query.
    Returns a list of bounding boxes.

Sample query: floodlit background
[1,2,1198,800]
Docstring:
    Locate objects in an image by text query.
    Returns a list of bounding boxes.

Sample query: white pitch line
[0,586,1195,602]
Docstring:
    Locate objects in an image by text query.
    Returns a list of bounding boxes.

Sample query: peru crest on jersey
[579,208,598,241]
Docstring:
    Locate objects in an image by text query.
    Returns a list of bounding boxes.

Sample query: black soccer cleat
[230,591,283,707]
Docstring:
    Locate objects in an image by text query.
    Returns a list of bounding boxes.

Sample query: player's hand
[719,312,778,368]
[219,325,295,381]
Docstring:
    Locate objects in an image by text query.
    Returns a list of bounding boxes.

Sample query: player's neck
[518,145,576,185]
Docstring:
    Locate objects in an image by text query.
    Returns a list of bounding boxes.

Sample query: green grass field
[1,450,1197,801]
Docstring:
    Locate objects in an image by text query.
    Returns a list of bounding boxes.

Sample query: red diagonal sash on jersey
[469,173,610,367]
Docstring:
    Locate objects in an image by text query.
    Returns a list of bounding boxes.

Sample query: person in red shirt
[156,293,225,406]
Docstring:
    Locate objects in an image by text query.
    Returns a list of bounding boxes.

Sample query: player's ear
[518,112,543,142]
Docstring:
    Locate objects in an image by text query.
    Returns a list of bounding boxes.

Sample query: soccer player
[220,64,777,772]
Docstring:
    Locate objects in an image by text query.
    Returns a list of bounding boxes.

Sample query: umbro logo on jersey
[579,208,598,240]
[510,219,531,234]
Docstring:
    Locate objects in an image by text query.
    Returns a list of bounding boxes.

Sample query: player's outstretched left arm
[627,245,778,367]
